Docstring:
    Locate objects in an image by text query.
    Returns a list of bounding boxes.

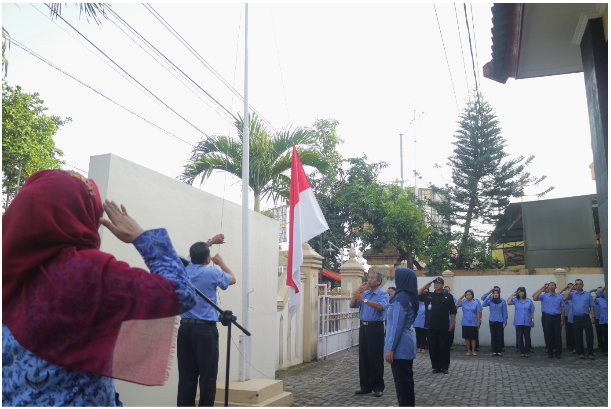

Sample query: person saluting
[418,277,456,374]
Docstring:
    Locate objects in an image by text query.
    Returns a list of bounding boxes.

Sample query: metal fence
[317,287,360,360]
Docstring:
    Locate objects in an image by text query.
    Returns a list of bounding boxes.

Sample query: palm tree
[181,114,330,212]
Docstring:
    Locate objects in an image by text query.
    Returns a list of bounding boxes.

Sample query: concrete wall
[89,154,279,407]
[276,270,304,370]
[382,273,605,347]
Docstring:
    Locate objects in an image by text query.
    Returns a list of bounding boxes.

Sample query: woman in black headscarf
[483,288,508,356]
[384,268,418,407]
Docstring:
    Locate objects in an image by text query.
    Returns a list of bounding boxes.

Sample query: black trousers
[542,313,562,356]
[489,321,504,353]
[600,324,608,351]
[359,322,385,393]
[573,315,594,356]
[595,318,604,349]
[566,321,575,350]
[516,325,531,354]
[541,314,548,349]
[415,328,427,349]
[390,359,415,407]
[428,329,451,370]
[177,322,219,407]
[500,325,505,349]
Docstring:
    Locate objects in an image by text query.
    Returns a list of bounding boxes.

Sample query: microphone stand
[180,257,251,407]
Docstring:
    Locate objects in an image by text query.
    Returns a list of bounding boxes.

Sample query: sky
[2,2,597,235]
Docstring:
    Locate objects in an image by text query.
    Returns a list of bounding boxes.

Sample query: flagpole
[240,2,251,382]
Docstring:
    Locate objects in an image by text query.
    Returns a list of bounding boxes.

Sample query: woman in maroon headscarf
[2,169,197,406]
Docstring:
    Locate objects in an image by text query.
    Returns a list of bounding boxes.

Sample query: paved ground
[276,346,608,406]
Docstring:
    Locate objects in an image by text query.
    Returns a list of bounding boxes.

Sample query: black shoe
[432,369,440,373]
[355,389,372,395]
[441,369,449,374]
[373,391,383,398]
[497,353,502,357]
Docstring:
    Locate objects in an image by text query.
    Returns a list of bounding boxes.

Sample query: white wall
[89,154,279,407]
[383,274,605,347]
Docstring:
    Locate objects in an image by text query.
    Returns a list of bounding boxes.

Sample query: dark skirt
[462,325,478,340]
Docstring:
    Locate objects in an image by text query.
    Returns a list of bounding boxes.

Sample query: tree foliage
[181,114,335,212]
[309,154,429,271]
[2,82,70,209]
[308,155,386,271]
[429,94,553,267]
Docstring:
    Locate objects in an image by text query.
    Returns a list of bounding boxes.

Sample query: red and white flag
[287,145,329,316]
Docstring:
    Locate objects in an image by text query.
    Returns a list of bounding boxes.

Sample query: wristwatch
[364,299,368,304]
[207,238,212,246]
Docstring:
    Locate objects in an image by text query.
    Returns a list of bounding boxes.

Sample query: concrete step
[213,391,293,407]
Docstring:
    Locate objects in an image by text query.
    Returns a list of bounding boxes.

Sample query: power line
[104,9,235,128]
[469,3,482,91]
[454,3,471,96]
[11,38,196,147]
[65,163,88,175]
[43,3,209,138]
[433,4,459,112]
[29,3,161,109]
[105,6,238,125]
[463,3,480,96]
[143,3,278,134]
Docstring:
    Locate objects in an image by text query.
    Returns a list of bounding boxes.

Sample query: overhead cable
[43,3,209,138]
[463,3,480,96]
[143,3,278,133]
[12,38,196,147]
[433,4,459,112]
[469,3,482,91]
[453,3,471,97]
[105,6,238,124]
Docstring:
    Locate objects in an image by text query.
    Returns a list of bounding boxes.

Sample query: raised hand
[99,200,144,243]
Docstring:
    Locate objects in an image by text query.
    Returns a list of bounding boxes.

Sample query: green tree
[432,94,553,267]
[2,82,71,208]
[308,155,386,271]
[355,183,431,269]
[181,114,332,212]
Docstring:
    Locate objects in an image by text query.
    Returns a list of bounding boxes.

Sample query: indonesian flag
[287,145,329,316]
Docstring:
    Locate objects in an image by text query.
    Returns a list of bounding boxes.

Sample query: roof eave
[483,3,524,84]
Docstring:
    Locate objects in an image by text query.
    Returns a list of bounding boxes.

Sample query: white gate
[317,287,360,360]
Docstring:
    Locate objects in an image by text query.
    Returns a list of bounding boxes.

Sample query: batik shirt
[2,229,196,407]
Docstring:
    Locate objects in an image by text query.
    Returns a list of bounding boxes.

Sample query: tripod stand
[179,257,251,407]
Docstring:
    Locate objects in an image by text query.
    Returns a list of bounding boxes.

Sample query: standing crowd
[351,268,607,407]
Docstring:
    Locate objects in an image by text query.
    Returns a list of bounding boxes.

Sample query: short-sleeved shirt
[594,297,608,325]
[595,297,607,324]
[483,297,508,324]
[538,292,565,315]
[419,291,457,331]
[595,289,606,299]
[457,299,482,327]
[414,302,427,329]
[568,290,595,316]
[510,297,535,326]
[565,299,574,323]
[356,287,390,322]
[181,263,231,322]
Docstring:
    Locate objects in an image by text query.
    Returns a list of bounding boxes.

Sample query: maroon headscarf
[3,169,182,386]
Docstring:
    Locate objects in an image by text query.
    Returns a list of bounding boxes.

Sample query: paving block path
[276,347,608,406]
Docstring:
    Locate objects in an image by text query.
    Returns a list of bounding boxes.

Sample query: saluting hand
[99,200,144,243]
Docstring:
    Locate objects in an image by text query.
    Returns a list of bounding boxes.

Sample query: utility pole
[410,110,425,200]
[399,133,404,189]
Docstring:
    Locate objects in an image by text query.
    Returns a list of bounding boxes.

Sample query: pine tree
[441,94,553,267]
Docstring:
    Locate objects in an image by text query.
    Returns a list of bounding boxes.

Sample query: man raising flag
[287,145,329,316]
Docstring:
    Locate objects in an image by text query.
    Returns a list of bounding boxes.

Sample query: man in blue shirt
[350,271,389,398]
[591,286,604,351]
[563,279,596,360]
[177,235,236,407]
[533,282,565,358]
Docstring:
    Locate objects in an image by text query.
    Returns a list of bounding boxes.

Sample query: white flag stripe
[287,189,329,316]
